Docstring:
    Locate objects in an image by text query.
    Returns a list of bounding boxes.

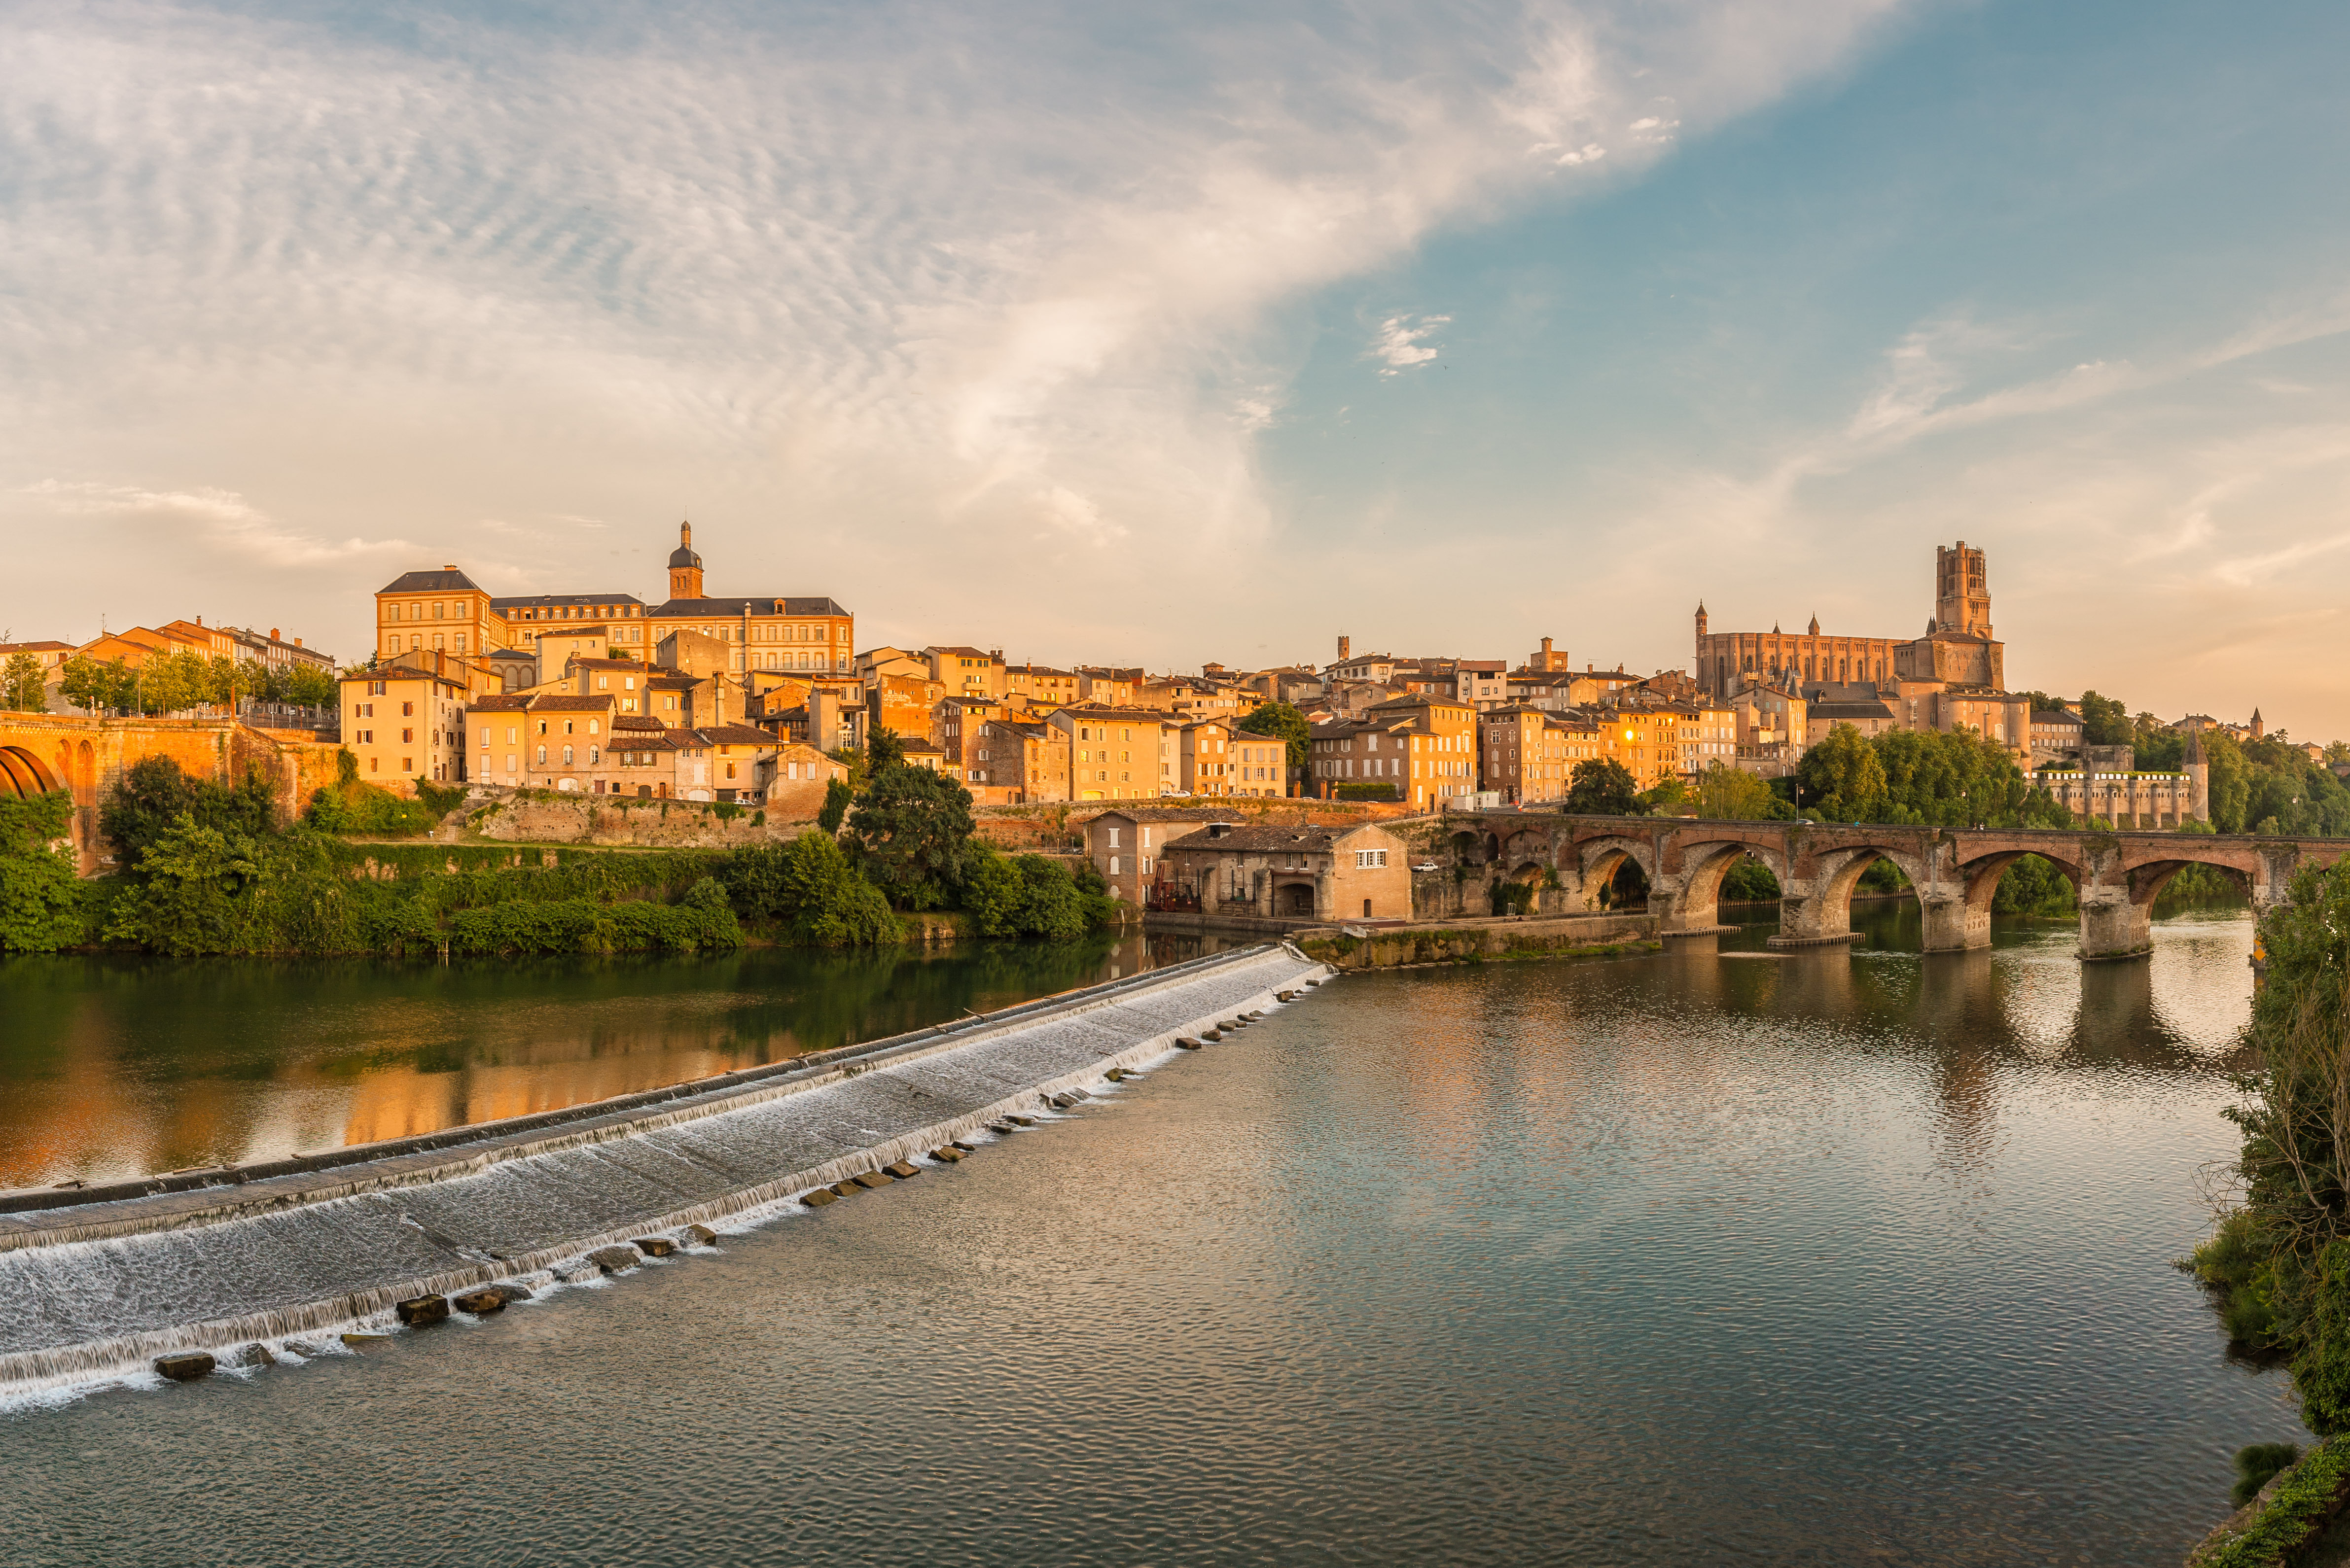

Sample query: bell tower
[668,521,705,600]
[1934,541,1992,637]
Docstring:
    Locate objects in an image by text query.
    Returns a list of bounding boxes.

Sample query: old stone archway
[1578,835,1655,912]
[0,745,59,798]
[1279,881,1317,917]
[1775,841,1939,948]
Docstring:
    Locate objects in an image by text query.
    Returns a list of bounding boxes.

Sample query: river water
[0,904,2295,1565]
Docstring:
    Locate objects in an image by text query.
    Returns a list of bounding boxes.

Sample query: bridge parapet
[1424,808,2346,963]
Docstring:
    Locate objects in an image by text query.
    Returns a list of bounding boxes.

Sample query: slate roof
[649,596,851,617]
[492,593,643,609]
[379,569,484,593]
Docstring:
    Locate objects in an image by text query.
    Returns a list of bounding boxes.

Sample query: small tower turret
[668,522,705,600]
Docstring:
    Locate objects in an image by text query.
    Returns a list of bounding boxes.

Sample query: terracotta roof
[700,724,779,746]
[530,695,616,712]
[467,696,531,712]
[1160,823,1388,854]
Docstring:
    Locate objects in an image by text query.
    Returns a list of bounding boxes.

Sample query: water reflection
[0,931,1246,1188]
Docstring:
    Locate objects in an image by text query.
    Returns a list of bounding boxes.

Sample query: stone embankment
[0,942,1327,1400]
[461,789,804,847]
[1295,911,1660,970]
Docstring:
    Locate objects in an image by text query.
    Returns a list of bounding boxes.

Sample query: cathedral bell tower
[668,522,705,600]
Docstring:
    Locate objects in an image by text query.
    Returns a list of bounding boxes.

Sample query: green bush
[2234,1443,2302,1508]
[306,777,442,836]
[2197,1440,2350,1568]
[1333,782,1399,801]
[962,848,1110,939]
[0,791,87,952]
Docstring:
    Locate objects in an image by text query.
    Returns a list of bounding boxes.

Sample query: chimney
[195,615,203,626]
[1337,634,1351,661]
[270,628,280,641]
[293,637,302,648]
[442,563,456,571]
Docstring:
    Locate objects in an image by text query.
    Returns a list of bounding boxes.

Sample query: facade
[1080,807,1235,904]
[926,646,1007,701]
[1153,821,1411,921]
[1454,661,1508,709]
[2029,708,2087,764]
[1694,541,2005,701]
[1800,684,1901,746]
[1046,706,1171,801]
[974,720,1066,802]
[1731,684,1807,776]
[1477,705,1605,803]
[1308,695,1477,809]
[1175,719,1284,797]
[341,668,470,783]
[1004,663,1079,708]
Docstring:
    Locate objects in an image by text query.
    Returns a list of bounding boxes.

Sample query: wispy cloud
[1371,314,1452,375]
[0,0,1902,657]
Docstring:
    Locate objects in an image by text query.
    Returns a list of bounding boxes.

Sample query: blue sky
[4,0,2346,737]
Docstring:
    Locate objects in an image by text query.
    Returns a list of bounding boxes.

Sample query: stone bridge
[0,712,342,873]
[1428,810,2350,961]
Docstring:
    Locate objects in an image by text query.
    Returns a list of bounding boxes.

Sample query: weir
[0,942,1327,1399]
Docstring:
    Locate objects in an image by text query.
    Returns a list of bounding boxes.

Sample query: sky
[3,0,2348,739]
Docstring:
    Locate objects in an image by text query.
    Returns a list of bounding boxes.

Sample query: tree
[1640,776,1689,814]
[0,652,44,712]
[285,663,338,708]
[866,727,907,773]
[2079,690,2132,746]
[1238,700,1311,776]
[0,790,86,952]
[1564,757,1640,816]
[100,756,277,870]
[1693,761,1787,821]
[58,654,107,715]
[817,775,852,833]
[1796,723,1887,821]
[847,759,976,908]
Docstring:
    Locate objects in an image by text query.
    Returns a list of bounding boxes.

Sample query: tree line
[0,726,1119,957]
[13,648,342,717]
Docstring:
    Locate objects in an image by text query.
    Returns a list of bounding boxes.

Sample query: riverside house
[1154,821,1411,921]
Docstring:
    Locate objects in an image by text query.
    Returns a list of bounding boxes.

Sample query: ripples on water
[0,907,2298,1565]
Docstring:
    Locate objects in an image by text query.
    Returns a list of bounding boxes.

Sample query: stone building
[1154,821,1411,921]
[1477,705,1605,804]
[2034,736,2208,828]
[373,522,852,694]
[1081,806,1235,904]
[1047,706,1172,801]
[1694,541,2005,701]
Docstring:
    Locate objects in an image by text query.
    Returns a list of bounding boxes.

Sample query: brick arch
[0,745,59,798]
[1577,835,1655,909]
[2123,856,2254,908]
[1803,842,1936,933]
[1671,837,1792,929]
[1954,848,2083,917]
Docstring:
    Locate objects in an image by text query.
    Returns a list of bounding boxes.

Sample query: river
[0,901,2294,1565]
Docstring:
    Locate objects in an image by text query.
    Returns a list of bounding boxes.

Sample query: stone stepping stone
[154,1352,214,1382]
[395,1295,451,1327]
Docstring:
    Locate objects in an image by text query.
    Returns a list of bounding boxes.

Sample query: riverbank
[0,942,1326,1399]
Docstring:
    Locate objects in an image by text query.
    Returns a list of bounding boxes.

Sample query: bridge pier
[1918,892,1988,953]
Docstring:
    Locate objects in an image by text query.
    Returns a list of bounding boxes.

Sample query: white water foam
[0,946,1326,1406]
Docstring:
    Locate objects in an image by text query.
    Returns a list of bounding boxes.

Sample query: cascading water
[0,944,1326,1399]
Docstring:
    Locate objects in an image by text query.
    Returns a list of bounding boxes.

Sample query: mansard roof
[380,568,484,593]
[491,592,643,608]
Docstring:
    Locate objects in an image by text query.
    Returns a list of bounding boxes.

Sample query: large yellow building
[372,523,852,694]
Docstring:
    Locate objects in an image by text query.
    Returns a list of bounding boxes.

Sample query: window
[536,745,547,765]
[401,701,414,716]
[1355,849,1388,869]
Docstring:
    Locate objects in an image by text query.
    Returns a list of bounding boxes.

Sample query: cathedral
[1695,542,2005,701]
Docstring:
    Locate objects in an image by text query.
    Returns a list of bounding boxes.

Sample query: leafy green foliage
[2194,1440,2350,1568]
[0,652,44,711]
[1333,782,1399,801]
[1693,762,1790,821]
[818,776,852,834]
[1719,856,1781,902]
[304,776,442,836]
[1238,699,1311,772]
[100,756,276,868]
[1990,853,2076,916]
[0,791,86,952]
[961,848,1106,938]
[1639,776,1688,813]
[1564,758,1640,816]
[1797,723,2070,828]
[847,755,976,909]
[414,779,466,817]
[2233,1443,2304,1511]
[2078,690,2132,746]
[2198,859,2350,1433]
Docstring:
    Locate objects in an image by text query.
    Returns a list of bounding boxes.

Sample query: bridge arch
[1577,835,1655,911]
[0,745,60,799]
[1777,841,1938,946]
[1659,833,1791,932]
